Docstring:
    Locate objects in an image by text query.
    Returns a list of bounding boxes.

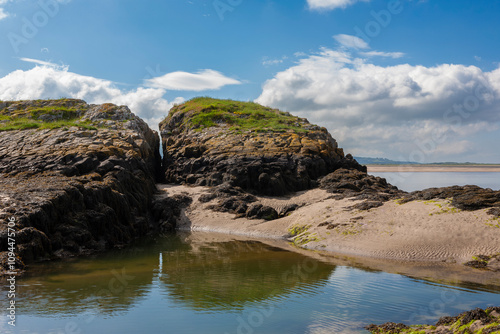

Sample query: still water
[370,172,500,192]
[1,233,499,334]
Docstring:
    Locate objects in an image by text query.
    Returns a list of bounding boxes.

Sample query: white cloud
[0,7,8,20]
[333,34,405,59]
[333,34,369,49]
[307,0,370,11]
[263,59,283,66]
[20,57,63,68]
[145,69,241,91]
[360,51,405,58]
[256,48,500,162]
[0,64,182,128]
[262,55,288,66]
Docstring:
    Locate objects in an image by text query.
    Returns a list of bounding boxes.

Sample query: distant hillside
[354,157,419,165]
[355,157,495,165]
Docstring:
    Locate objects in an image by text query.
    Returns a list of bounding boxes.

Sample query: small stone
[487,258,500,271]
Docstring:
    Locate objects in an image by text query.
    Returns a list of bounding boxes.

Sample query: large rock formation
[0,99,182,275]
[160,97,365,196]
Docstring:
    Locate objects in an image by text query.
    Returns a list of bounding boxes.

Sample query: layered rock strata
[0,99,174,274]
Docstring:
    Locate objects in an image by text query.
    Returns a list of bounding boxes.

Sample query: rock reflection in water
[4,233,335,317]
[159,237,335,310]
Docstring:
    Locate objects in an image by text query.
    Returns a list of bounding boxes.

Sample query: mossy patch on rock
[365,307,500,334]
[464,254,500,271]
[166,97,312,133]
[0,99,138,132]
[160,97,366,196]
[288,224,311,237]
[287,224,321,246]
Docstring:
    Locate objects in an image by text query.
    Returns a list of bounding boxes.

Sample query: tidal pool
[1,233,499,334]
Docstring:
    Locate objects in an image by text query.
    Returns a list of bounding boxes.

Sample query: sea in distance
[369,171,500,192]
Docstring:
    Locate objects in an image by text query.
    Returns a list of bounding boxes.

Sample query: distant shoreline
[367,164,500,173]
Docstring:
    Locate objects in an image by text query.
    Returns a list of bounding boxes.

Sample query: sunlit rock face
[0,99,166,273]
[160,97,365,196]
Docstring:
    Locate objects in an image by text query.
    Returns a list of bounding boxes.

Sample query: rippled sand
[158,184,500,265]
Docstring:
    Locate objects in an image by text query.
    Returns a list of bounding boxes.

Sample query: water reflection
[4,234,335,316]
[159,239,335,310]
[0,233,498,334]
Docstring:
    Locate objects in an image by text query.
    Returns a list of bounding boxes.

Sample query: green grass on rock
[165,97,314,133]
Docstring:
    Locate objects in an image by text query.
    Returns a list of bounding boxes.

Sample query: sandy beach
[158,184,500,266]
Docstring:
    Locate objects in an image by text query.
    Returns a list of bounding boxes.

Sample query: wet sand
[158,184,500,267]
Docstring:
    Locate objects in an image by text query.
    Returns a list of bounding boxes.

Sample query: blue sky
[1,0,500,163]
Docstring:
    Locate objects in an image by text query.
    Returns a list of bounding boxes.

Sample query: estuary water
[1,233,499,334]
[369,172,500,192]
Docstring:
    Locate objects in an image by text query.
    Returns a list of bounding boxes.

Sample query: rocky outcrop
[160,97,365,196]
[319,169,500,215]
[366,307,500,334]
[0,99,174,275]
[319,168,403,210]
[464,254,500,271]
[199,183,280,220]
[401,185,500,217]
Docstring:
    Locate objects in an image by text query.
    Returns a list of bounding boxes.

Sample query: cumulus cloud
[333,34,369,49]
[256,48,500,162]
[145,69,241,91]
[307,0,370,11]
[0,64,183,127]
